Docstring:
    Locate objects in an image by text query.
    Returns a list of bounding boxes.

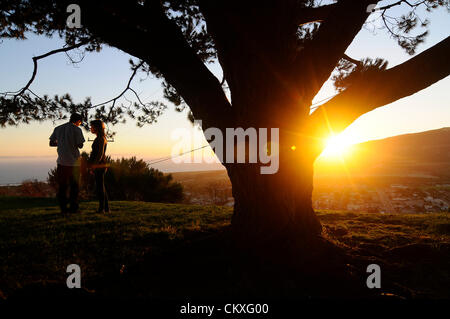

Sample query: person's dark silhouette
[49,113,85,214]
[88,120,109,214]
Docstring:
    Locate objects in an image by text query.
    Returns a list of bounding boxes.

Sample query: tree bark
[225,127,323,259]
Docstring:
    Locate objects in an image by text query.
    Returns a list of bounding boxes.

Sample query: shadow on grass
[5,227,450,302]
[0,196,57,211]
[6,227,389,302]
[2,201,449,302]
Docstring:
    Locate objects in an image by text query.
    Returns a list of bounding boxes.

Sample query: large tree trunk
[196,0,327,259]
[225,130,323,259]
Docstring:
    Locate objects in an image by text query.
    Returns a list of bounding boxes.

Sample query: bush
[48,153,183,203]
[19,179,53,197]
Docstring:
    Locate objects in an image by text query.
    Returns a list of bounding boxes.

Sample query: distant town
[312,181,450,214]
[172,170,450,214]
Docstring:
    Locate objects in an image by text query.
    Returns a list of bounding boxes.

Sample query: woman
[88,120,110,214]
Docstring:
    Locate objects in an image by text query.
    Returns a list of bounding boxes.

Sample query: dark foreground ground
[0,197,449,306]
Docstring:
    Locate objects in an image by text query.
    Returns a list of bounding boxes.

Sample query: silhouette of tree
[1,0,449,253]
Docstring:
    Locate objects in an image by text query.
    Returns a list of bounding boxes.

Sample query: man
[49,113,85,214]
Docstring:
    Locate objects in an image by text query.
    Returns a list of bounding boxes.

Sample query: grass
[0,196,449,299]
[318,210,450,248]
[0,197,231,299]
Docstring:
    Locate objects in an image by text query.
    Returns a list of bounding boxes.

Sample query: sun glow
[320,134,354,158]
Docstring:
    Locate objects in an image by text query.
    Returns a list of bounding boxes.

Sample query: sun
[320,134,353,158]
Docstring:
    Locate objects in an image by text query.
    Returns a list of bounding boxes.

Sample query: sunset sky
[0,3,449,172]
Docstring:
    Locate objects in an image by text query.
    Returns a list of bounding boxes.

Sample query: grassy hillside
[0,197,449,300]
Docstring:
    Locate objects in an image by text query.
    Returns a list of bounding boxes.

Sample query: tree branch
[81,0,232,130]
[295,0,380,99]
[296,3,339,26]
[371,0,425,12]
[3,39,91,98]
[91,61,144,109]
[342,54,362,66]
[308,36,450,155]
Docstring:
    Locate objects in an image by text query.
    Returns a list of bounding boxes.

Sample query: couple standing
[49,113,109,215]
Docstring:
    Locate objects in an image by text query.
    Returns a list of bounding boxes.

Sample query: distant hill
[315,127,450,179]
[169,128,450,184]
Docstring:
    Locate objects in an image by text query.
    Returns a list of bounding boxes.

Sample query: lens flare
[321,134,353,158]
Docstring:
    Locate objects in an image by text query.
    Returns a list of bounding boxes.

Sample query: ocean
[0,157,57,185]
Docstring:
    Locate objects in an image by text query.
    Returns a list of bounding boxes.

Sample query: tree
[1,0,449,255]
